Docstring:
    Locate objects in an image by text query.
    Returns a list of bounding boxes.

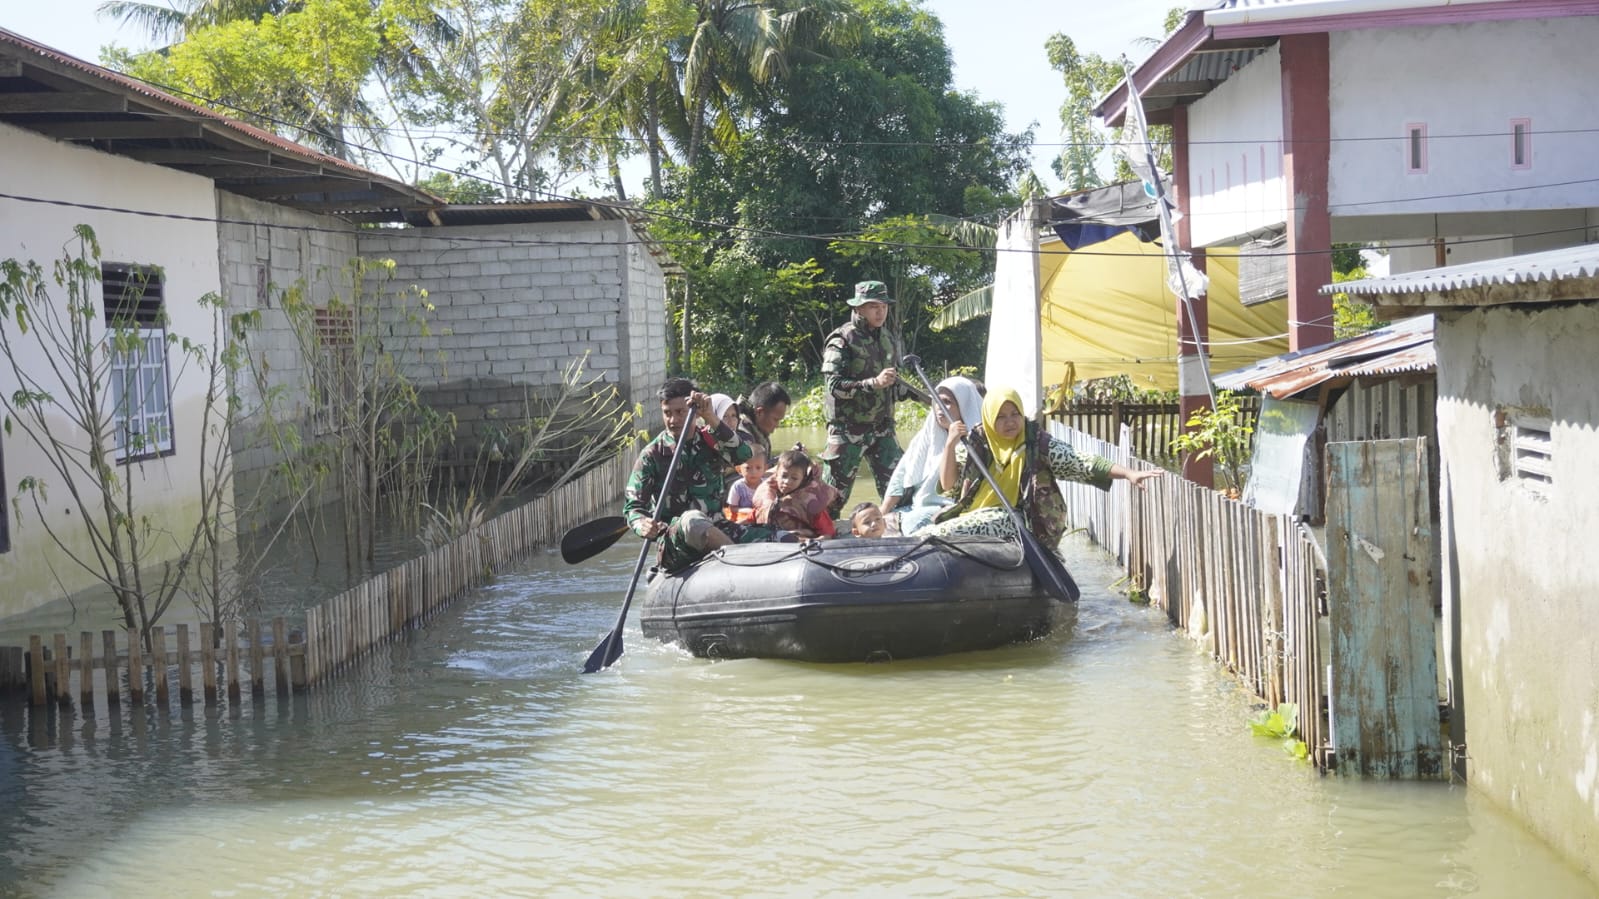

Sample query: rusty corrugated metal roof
[1212,314,1434,399]
[0,26,442,216]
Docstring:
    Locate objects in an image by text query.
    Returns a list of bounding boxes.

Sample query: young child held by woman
[753,445,840,540]
[724,447,767,524]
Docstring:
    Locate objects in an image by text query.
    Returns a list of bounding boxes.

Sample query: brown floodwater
[1,525,1594,897]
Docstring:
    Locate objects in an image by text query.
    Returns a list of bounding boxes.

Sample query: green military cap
[847,280,894,306]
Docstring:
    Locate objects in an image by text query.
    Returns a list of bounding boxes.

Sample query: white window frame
[103,264,174,462]
[1405,122,1428,174]
[1510,117,1532,170]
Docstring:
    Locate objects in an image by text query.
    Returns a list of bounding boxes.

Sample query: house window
[1495,407,1552,492]
[1510,118,1532,170]
[1405,123,1427,174]
[313,306,355,435]
[102,264,173,461]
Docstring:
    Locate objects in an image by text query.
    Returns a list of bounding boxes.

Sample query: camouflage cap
[847,280,894,306]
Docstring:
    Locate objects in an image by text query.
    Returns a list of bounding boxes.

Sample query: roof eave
[1357,276,1599,317]
[1095,13,1214,128]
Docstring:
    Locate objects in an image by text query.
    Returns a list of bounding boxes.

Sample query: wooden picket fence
[1051,395,1260,466]
[1053,423,1330,767]
[2,451,630,709]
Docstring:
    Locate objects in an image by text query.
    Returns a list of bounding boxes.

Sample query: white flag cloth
[1117,65,1209,302]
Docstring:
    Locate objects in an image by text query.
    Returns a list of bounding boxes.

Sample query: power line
[6,189,1592,262]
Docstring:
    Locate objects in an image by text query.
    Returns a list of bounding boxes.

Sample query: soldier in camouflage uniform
[733,380,792,463]
[625,378,774,573]
[819,280,925,517]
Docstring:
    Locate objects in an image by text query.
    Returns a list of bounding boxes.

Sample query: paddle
[582,408,695,673]
[902,355,1080,603]
[561,516,629,565]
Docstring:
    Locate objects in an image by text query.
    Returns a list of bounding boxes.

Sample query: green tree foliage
[1044,9,1180,190]
[645,0,1028,388]
[103,0,399,159]
[1332,266,1379,339]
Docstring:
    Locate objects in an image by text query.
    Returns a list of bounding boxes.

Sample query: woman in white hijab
[881,376,984,535]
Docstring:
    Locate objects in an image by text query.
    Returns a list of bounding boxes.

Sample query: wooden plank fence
[1052,422,1330,767]
[2,450,631,709]
[1050,395,1260,467]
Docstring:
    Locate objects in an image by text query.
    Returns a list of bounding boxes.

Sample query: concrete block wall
[358,219,669,452]
[216,192,360,513]
[623,240,670,416]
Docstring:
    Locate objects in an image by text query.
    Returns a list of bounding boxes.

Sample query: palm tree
[674,0,857,169]
[97,0,288,44]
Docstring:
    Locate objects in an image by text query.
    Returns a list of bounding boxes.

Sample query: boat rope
[705,536,1029,575]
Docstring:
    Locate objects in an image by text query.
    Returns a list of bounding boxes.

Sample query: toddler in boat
[847,501,889,538]
[753,445,839,540]
[724,446,767,524]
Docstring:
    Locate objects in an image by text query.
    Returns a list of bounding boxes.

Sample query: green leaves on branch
[1168,390,1254,494]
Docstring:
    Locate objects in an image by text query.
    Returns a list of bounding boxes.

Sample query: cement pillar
[1281,32,1334,351]
[1171,106,1213,487]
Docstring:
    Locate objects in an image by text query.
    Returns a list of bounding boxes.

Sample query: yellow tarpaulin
[1039,232,1290,392]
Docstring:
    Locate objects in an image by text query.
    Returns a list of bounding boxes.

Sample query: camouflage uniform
[820,281,905,517]
[624,421,773,573]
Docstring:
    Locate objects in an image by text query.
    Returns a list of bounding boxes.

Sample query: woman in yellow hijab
[917,387,1161,551]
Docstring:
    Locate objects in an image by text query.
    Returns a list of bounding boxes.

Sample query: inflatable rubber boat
[638,535,1075,662]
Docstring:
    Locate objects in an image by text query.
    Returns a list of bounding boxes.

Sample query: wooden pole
[248,619,264,696]
[151,627,169,705]
[127,627,144,704]
[29,635,45,707]
[200,622,218,706]
[225,621,242,705]
[176,624,194,706]
[272,617,289,697]
[79,631,95,707]
[103,630,120,705]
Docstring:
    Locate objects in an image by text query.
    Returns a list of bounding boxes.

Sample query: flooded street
[2,530,1593,897]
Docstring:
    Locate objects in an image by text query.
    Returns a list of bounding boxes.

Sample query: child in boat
[753,445,840,539]
[724,446,767,524]
[848,501,888,538]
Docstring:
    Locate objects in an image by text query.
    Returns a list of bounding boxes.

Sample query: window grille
[1495,407,1552,493]
[313,306,356,435]
[102,264,172,461]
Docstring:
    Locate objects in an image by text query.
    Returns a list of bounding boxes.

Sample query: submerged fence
[1052,423,1330,767]
[1,451,630,708]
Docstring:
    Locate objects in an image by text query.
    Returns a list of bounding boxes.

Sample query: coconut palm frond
[930,283,992,332]
[925,214,997,250]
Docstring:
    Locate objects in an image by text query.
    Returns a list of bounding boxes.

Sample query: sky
[0,0,1181,194]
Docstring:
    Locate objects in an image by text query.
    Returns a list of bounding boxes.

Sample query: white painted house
[1095,0,1599,473]
[0,29,671,622]
[1338,244,1599,886]
[1102,0,1599,348]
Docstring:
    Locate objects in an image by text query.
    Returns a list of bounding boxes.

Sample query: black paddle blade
[1024,537,1081,602]
[582,629,623,673]
[561,516,630,564]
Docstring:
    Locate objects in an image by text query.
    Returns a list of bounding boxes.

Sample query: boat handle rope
[704,535,1027,575]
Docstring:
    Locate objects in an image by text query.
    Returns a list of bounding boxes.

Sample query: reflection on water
[2,531,1593,898]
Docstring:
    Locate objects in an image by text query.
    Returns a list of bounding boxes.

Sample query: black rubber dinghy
[638,535,1076,663]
